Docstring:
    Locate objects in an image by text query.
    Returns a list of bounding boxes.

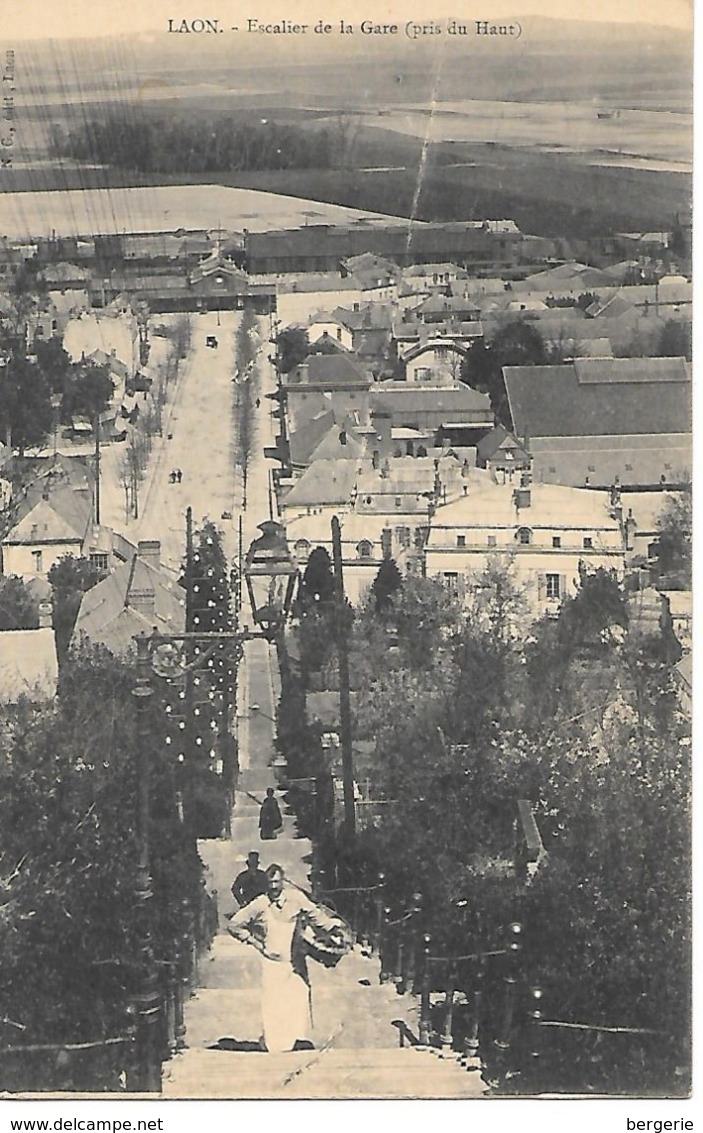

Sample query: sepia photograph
[0,0,693,1111]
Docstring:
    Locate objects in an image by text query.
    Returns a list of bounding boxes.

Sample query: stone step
[162,1046,486,1098]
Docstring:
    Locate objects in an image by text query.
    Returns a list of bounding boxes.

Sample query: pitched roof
[307,421,369,463]
[428,480,621,537]
[291,353,372,389]
[371,382,492,418]
[42,261,90,284]
[530,434,691,488]
[73,554,186,654]
[504,358,691,439]
[282,459,360,508]
[0,627,58,702]
[7,484,92,544]
[476,425,530,463]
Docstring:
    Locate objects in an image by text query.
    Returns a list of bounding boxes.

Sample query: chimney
[624,507,636,552]
[514,487,531,509]
[38,600,53,629]
[138,539,161,569]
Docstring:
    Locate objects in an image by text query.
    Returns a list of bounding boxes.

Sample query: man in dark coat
[231,851,269,908]
[259,787,283,841]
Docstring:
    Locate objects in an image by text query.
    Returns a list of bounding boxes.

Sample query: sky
[0,0,693,40]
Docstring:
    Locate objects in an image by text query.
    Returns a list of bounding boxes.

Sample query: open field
[0,183,410,239]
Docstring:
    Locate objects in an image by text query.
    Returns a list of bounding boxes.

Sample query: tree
[370,557,403,613]
[0,575,39,630]
[654,487,692,585]
[465,552,528,641]
[0,644,205,1085]
[48,554,105,660]
[387,574,463,670]
[275,327,309,374]
[62,361,114,423]
[460,320,548,428]
[298,547,335,608]
[34,339,73,396]
[653,319,692,361]
[558,565,629,647]
[0,355,54,453]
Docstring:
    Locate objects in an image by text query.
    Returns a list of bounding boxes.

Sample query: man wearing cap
[231,851,269,908]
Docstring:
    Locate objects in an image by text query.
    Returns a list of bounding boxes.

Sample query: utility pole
[331,515,356,838]
[129,636,162,1092]
[94,412,101,525]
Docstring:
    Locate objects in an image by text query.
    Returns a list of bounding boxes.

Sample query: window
[90,552,109,572]
[583,536,593,550]
[444,572,459,593]
[517,527,532,545]
[587,464,596,473]
[625,463,633,471]
[457,534,466,548]
[545,573,561,599]
[357,540,373,560]
[294,539,311,559]
[31,550,43,572]
[336,327,342,341]
[395,497,402,508]
[487,534,497,547]
[552,536,561,548]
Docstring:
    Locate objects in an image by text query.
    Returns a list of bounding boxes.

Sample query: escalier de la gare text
[166,17,522,37]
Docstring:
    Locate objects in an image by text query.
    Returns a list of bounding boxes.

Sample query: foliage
[0,644,204,1076]
[325,568,690,1092]
[62,362,114,424]
[369,557,402,613]
[653,319,692,361]
[654,488,692,585]
[0,575,39,631]
[275,327,310,374]
[460,319,548,427]
[0,355,54,453]
[48,555,105,660]
[464,552,529,641]
[181,520,236,825]
[53,111,335,174]
[34,339,73,395]
[298,546,335,607]
[384,574,463,670]
[234,309,260,507]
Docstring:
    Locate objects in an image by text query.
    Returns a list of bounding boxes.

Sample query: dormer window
[294,539,311,559]
[583,536,593,550]
[357,540,373,560]
[517,527,532,545]
[457,534,466,548]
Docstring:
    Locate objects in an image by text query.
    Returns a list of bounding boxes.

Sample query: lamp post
[128,521,298,1087]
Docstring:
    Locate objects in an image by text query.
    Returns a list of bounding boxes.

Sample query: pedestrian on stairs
[227,864,347,1052]
[259,787,283,841]
[231,851,269,908]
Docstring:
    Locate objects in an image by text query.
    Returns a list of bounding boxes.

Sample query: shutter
[560,574,567,600]
[537,574,546,603]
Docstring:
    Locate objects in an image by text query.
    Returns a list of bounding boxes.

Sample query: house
[41,262,91,290]
[187,250,250,308]
[63,311,139,376]
[284,354,373,434]
[424,476,625,622]
[370,382,493,442]
[476,425,531,475]
[0,602,58,703]
[340,252,400,301]
[284,453,469,603]
[276,275,365,327]
[503,356,691,490]
[400,340,469,386]
[2,474,94,577]
[72,539,186,655]
[401,262,468,293]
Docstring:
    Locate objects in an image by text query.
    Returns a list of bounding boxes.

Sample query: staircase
[163,640,486,1099]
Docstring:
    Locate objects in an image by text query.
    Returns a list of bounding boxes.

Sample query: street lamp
[243,520,298,640]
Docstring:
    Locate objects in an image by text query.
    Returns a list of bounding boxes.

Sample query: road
[100,309,278,577]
